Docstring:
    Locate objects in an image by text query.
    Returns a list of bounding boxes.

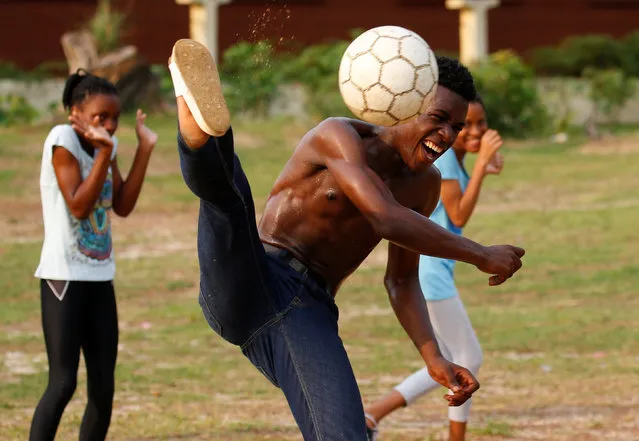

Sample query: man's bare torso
[258,118,440,293]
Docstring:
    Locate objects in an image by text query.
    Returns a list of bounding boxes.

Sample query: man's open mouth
[422,139,444,160]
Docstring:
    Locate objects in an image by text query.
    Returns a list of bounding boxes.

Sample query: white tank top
[34,124,118,281]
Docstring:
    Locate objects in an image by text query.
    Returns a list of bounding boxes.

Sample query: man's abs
[259,184,382,292]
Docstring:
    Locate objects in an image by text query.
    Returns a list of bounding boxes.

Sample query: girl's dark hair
[61,69,118,110]
[471,93,484,109]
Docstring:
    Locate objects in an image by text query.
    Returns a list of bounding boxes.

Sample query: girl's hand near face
[485,152,504,175]
[477,129,502,162]
[69,113,114,154]
[477,129,503,174]
[135,109,158,152]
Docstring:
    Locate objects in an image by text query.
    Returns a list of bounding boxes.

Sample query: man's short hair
[436,56,477,102]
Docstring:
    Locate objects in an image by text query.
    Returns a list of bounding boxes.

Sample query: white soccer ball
[338,26,439,126]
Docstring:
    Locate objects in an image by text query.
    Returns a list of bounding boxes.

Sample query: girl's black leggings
[29,279,118,441]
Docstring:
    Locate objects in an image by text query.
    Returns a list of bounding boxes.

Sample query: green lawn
[1,114,638,440]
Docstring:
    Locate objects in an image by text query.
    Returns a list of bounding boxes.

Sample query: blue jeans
[178,129,367,441]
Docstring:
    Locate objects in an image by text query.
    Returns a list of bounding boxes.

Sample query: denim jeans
[178,129,367,441]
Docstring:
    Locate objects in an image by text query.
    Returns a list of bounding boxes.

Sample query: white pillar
[175,0,231,62]
[446,0,500,66]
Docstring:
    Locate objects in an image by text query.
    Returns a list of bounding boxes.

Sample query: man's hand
[476,245,526,286]
[427,356,480,406]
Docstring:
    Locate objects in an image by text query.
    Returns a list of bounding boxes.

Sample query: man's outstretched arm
[316,118,525,285]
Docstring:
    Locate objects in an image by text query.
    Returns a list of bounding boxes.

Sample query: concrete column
[175,0,231,62]
[446,0,500,65]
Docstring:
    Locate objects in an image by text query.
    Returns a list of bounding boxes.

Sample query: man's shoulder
[314,117,377,137]
[297,118,346,147]
[419,163,442,185]
[313,117,358,133]
[289,118,353,163]
[300,117,374,159]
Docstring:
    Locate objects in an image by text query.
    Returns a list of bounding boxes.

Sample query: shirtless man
[168,39,525,441]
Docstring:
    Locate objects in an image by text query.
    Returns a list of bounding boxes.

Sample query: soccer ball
[338,26,439,126]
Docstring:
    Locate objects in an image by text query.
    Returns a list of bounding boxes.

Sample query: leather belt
[262,243,329,292]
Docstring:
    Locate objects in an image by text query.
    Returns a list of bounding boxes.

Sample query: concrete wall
[4,78,638,127]
[538,78,639,125]
[267,79,639,125]
[0,79,65,113]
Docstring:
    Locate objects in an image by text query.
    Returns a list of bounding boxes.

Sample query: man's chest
[386,173,436,211]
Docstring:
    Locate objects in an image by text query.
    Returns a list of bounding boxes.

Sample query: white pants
[394,295,483,423]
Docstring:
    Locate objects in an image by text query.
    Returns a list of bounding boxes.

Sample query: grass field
[1,114,638,441]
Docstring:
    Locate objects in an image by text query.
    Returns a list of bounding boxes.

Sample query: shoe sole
[171,39,230,137]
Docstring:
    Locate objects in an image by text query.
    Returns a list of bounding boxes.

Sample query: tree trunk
[116,64,165,113]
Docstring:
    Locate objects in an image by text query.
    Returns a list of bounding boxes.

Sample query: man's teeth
[424,140,443,154]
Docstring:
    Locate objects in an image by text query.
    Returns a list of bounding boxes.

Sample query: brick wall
[1,0,637,70]
[0,0,188,70]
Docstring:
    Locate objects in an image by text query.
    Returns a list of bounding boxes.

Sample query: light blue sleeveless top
[419,148,470,301]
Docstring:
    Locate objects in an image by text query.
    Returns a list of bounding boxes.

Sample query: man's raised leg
[170,38,238,203]
[176,96,239,205]
[170,39,279,346]
[171,38,230,140]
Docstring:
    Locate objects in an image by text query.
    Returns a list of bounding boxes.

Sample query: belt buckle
[263,243,326,291]
[287,257,307,275]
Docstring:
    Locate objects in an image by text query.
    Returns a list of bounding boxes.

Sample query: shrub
[0,60,67,80]
[220,41,282,116]
[537,78,587,133]
[0,94,39,126]
[280,40,350,119]
[584,67,636,122]
[621,31,639,77]
[218,30,362,118]
[88,0,127,54]
[0,61,28,80]
[472,51,549,137]
[150,64,175,105]
[531,34,627,77]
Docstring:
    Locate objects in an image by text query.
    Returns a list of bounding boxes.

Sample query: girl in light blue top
[365,97,504,441]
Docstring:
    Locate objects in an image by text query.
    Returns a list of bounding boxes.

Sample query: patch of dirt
[0,200,43,243]
[477,190,639,215]
[2,351,47,378]
[234,132,267,150]
[111,210,199,252]
[359,244,388,269]
[340,304,392,320]
[373,394,639,441]
[117,241,195,260]
[579,134,639,155]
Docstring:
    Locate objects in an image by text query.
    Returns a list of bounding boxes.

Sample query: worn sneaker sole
[170,39,230,137]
